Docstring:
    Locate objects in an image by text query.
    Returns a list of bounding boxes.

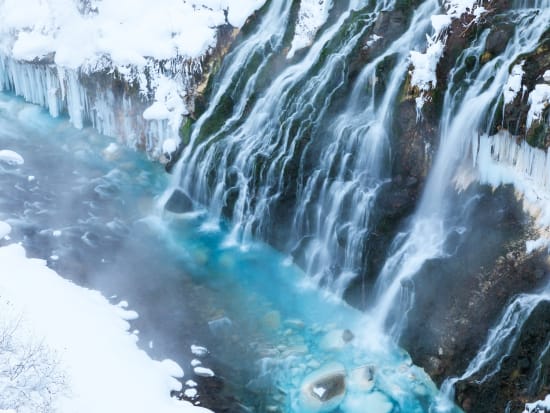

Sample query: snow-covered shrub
[0,303,66,413]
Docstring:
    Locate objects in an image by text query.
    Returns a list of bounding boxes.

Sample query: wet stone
[164,188,194,213]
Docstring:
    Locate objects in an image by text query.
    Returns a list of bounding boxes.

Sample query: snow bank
[523,394,550,413]
[288,0,333,59]
[0,0,266,68]
[0,242,210,413]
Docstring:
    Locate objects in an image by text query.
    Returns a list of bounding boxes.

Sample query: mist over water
[1,0,550,411]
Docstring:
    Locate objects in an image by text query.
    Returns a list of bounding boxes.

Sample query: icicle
[474,132,550,228]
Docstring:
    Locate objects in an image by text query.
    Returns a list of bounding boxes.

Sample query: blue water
[0,93,460,413]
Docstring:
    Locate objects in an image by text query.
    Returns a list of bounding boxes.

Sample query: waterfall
[434,284,550,412]
[370,1,550,336]
[169,0,446,296]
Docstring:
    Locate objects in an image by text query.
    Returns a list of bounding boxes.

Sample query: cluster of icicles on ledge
[1,0,550,411]
[0,54,203,159]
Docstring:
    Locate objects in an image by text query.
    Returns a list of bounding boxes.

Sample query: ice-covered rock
[299,363,346,413]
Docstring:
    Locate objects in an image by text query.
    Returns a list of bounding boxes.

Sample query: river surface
[0,93,459,413]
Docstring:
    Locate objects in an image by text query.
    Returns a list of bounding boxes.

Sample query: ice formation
[473,132,550,227]
[0,0,266,158]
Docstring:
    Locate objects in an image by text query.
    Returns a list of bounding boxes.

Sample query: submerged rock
[164,189,194,214]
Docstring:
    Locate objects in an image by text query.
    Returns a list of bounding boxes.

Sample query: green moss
[179,117,194,146]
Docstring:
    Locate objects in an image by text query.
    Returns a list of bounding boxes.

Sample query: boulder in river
[299,363,347,413]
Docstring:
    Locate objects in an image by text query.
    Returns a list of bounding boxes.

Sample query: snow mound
[0,150,24,165]
[0,242,210,413]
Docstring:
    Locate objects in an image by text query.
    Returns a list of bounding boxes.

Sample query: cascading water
[435,284,550,412]
[1,0,549,411]
[169,0,445,297]
[370,0,550,337]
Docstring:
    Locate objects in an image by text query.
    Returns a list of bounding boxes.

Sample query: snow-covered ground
[0,0,265,68]
[0,170,209,413]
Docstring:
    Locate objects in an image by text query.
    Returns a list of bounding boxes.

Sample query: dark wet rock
[484,23,515,56]
[399,186,550,412]
[454,301,550,413]
[164,189,194,213]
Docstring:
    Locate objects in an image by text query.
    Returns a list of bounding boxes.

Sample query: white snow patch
[0,0,266,68]
[191,344,209,357]
[410,0,485,113]
[523,394,550,413]
[191,359,202,367]
[0,150,24,165]
[503,61,526,105]
[526,237,550,254]
[102,142,120,161]
[544,70,550,82]
[184,388,199,399]
[186,380,198,387]
[366,34,383,48]
[0,241,211,413]
[527,84,550,129]
[444,0,480,18]
[410,39,445,92]
[162,138,179,156]
[143,75,188,144]
[430,14,452,35]
[194,367,215,377]
[288,0,333,59]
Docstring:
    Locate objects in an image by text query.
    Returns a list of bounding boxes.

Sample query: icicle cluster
[473,132,550,227]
